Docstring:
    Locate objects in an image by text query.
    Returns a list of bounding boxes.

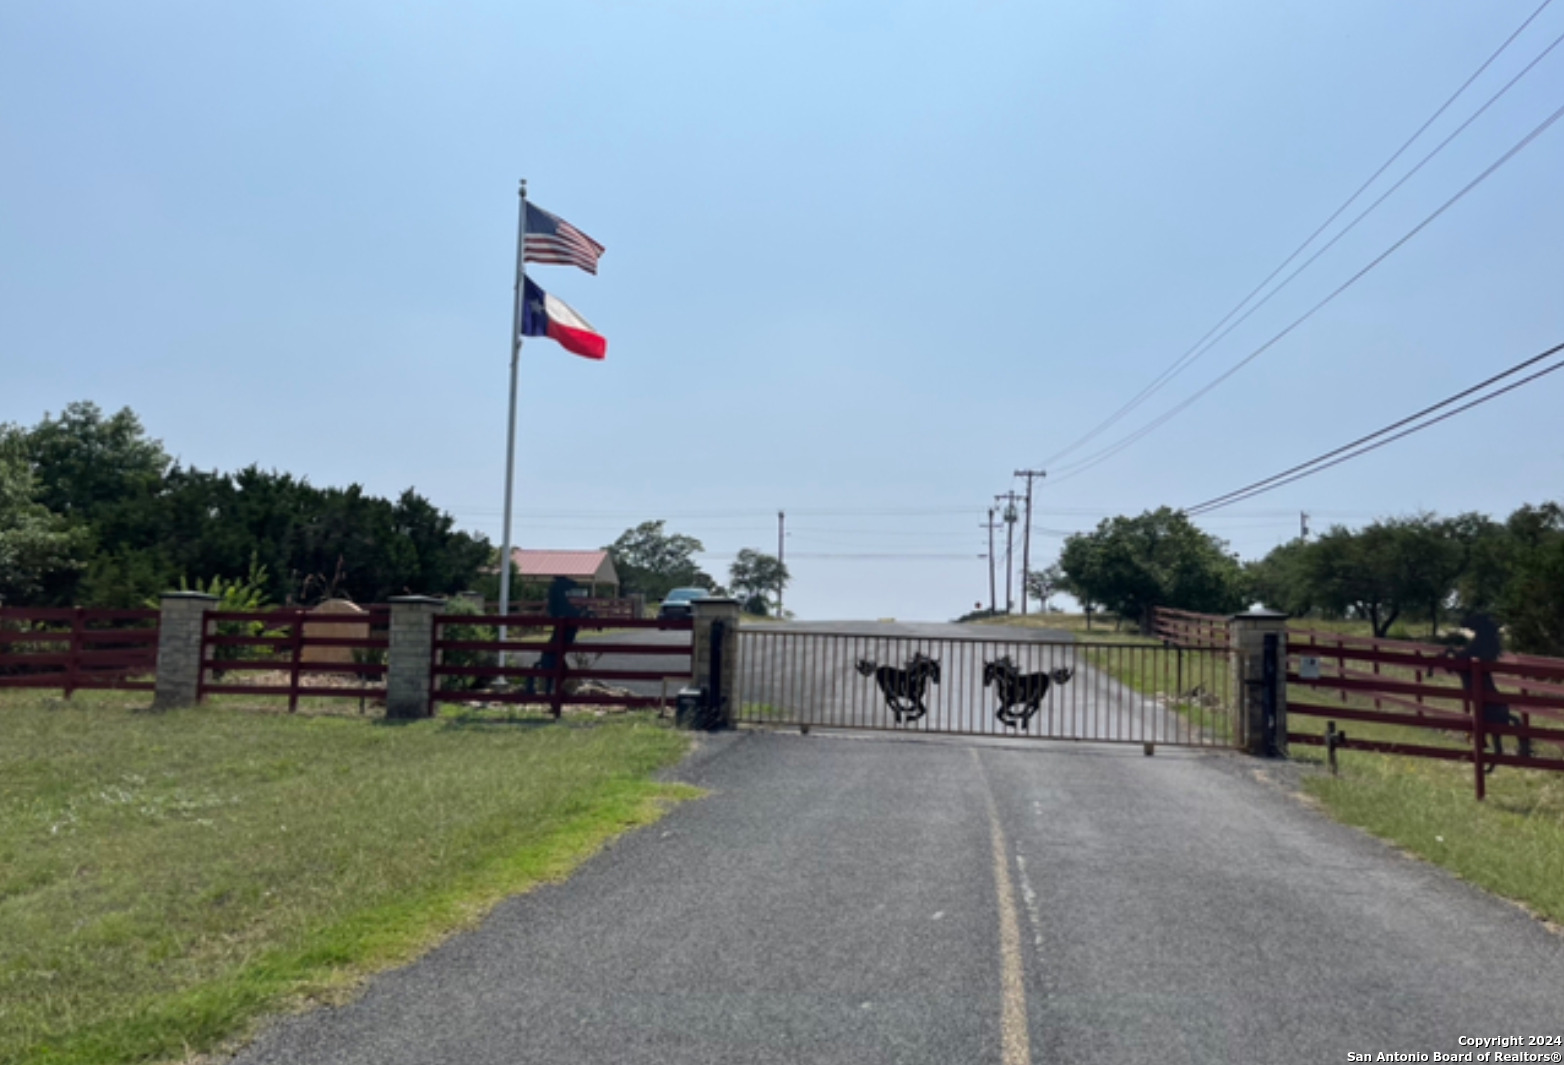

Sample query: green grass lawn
[1293,745,1564,925]
[0,691,697,1065]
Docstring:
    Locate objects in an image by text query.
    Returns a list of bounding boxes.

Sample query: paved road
[231,730,1564,1064]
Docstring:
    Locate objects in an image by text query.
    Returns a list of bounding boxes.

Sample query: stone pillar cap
[1231,605,1289,621]
[388,595,447,605]
[160,590,220,601]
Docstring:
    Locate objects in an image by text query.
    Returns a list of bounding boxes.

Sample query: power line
[1184,338,1564,515]
[1038,0,1561,471]
[1074,23,1564,461]
[1048,95,1564,485]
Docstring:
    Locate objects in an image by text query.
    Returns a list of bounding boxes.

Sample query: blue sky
[4,1,1562,620]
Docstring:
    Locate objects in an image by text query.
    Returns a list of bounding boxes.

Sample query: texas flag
[520,276,607,361]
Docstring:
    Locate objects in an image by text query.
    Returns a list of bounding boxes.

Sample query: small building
[510,549,620,598]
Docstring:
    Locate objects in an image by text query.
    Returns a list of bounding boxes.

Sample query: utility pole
[1300,511,1310,540]
[981,508,1000,613]
[777,510,786,617]
[1014,469,1045,615]
[996,491,1020,613]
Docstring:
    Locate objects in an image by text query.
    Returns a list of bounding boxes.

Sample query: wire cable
[1047,96,1564,485]
[1184,339,1564,514]
[1059,23,1564,464]
[1037,0,1559,470]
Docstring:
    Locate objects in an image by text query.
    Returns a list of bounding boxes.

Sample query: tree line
[0,403,491,608]
[603,520,789,615]
[0,403,795,616]
[1045,504,1564,656]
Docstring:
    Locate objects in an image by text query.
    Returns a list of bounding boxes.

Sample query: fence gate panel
[737,628,1234,748]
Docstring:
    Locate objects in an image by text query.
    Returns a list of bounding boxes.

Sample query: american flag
[524,202,605,275]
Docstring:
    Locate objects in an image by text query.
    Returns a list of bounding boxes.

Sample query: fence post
[1229,607,1288,756]
[65,606,85,700]
[287,609,305,713]
[152,591,218,710]
[691,598,741,729]
[386,596,445,720]
[1470,658,1487,801]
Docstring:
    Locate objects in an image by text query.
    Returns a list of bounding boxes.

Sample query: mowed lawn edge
[970,616,1564,929]
[0,694,699,1065]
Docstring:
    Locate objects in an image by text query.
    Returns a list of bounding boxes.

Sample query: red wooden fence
[1286,640,1564,799]
[198,607,390,712]
[431,613,693,718]
[1151,607,1229,650]
[0,607,159,693]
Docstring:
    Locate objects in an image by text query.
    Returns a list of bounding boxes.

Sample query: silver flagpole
[497,178,528,671]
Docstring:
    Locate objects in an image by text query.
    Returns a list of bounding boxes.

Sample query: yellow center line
[973,748,1032,1065]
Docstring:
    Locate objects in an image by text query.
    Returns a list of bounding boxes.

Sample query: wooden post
[1470,658,1486,801]
[287,609,305,713]
[549,624,569,719]
[65,606,85,699]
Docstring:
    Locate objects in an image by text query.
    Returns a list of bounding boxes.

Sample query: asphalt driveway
[230,729,1564,1064]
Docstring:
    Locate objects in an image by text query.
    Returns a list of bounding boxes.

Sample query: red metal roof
[510,549,615,582]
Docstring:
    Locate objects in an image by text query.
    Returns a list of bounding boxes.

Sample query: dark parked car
[657,587,710,620]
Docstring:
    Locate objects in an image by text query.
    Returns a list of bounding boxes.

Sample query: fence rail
[0,606,159,693]
[198,607,391,712]
[429,614,693,718]
[1151,607,1229,651]
[1286,639,1564,798]
[483,597,642,620]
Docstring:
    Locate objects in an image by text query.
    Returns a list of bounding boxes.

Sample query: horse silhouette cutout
[983,656,1074,729]
[855,653,941,723]
[1446,612,1532,773]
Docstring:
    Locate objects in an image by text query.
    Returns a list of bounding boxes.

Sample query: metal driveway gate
[737,628,1235,748]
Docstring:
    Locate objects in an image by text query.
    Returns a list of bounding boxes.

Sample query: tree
[1300,516,1462,638]
[605,521,717,600]
[2,403,493,607]
[1243,538,1315,617]
[17,402,169,521]
[1445,512,1510,617]
[1500,503,1564,655]
[1023,564,1064,612]
[1057,508,1244,634]
[0,449,86,603]
[729,549,789,615]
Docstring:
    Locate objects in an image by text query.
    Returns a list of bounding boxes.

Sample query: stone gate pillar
[153,591,218,710]
[387,596,445,720]
[1230,607,1288,756]
[691,598,741,728]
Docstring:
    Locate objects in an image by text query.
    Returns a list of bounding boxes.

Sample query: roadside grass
[1294,746,1564,926]
[0,690,697,1065]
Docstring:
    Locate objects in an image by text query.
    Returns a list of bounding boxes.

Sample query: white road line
[1013,853,1045,950]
